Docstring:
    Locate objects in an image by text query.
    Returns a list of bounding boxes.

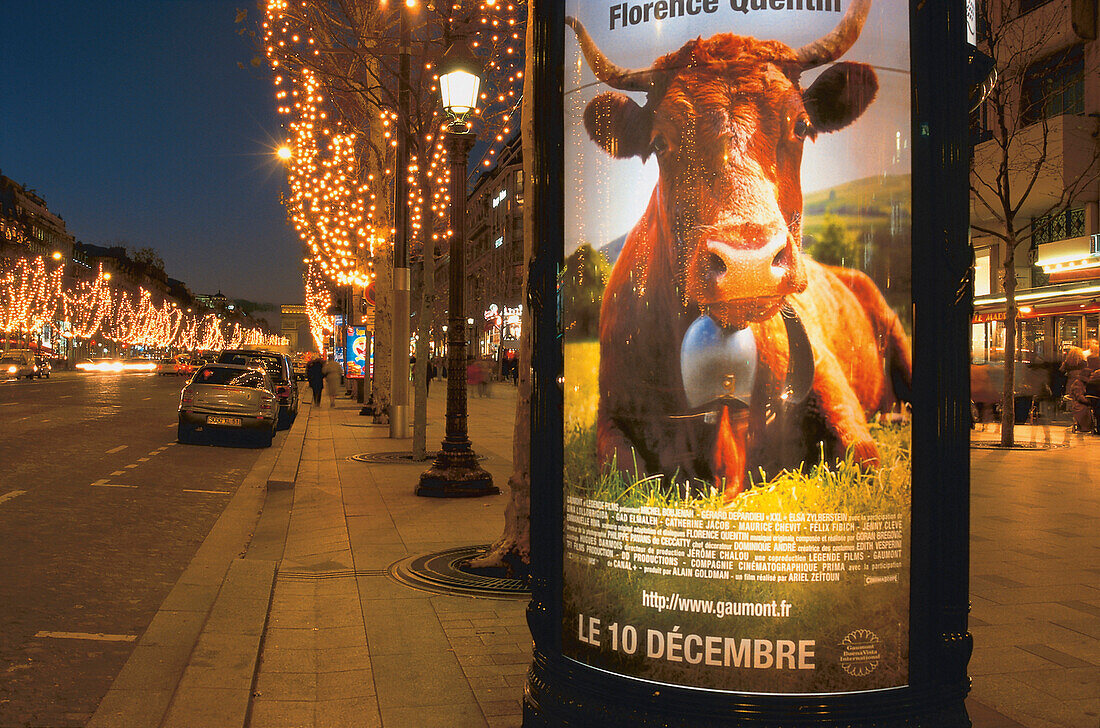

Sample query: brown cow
[570,0,912,499]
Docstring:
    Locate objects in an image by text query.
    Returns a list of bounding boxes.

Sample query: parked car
[178,364,278,447]
[1,351,38,379]
[292,353,308,381]
[216,349,299,428]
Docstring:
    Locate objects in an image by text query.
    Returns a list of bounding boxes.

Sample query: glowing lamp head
[276,145,293,161]
[438,43,482,122]
[51,251,63,260]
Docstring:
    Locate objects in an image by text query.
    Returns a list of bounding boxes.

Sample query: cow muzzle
[697,231,801,302]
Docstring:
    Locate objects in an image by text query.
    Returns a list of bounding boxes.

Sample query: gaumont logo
[838,629,882,677]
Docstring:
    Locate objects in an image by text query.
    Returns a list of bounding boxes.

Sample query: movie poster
[562,0,912,693]
[346,326,367,379]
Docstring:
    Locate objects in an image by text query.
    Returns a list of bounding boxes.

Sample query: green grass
[562,340,912,692]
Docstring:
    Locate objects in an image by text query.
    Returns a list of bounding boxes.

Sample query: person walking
[1062,347,1093,433]
[322,355,342,408]
[306,355,324,405]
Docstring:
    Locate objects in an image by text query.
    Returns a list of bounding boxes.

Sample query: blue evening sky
[0,0,302,305]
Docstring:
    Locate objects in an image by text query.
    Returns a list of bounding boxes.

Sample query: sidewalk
[89,384,1098,728]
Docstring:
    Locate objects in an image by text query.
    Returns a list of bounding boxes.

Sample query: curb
[267,420,305,490]
[88,410,307,728]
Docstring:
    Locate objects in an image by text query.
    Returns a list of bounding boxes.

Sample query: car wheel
[177,422,197,444]
[258,427,275,448]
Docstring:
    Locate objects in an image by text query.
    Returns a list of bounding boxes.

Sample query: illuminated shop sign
[562,0,912,694]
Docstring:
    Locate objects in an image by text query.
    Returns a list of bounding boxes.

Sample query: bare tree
[467,0,534,577]
[970,0,1100,445]
[255,0,524,456]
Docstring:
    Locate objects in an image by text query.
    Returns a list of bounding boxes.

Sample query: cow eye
[793,118,813,140]
[651,135,669,155]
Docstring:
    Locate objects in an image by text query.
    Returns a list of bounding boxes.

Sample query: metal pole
[417,126,497,497]
[390,4,411,438]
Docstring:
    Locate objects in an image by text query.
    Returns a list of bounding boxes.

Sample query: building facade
[427,133,525,376]
[0,171,76,263]
[970,0,1100,370]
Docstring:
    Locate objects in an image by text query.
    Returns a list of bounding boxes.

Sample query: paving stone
[248,698,315,728]
[380,702,488,728]
[314,697,383,728]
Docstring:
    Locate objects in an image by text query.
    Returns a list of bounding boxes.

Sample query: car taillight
[181,390,193,404]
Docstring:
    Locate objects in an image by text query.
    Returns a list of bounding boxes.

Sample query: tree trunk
[1000,233,1017,446]
[466,0,535,577]
[412,163,436,460]
[372,251,393,423]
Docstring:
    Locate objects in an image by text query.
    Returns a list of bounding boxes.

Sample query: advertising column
[560,0,912,695]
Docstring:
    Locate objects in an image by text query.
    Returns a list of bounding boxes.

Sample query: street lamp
[417,41,497,498]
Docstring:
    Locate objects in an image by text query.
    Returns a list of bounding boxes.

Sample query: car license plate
[207,416,242,427]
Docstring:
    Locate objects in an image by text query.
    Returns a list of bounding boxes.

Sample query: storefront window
[972,323,991,363]
[1056,315,1082,352]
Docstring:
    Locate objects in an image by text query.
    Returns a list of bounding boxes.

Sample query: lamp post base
[416,443,499,498]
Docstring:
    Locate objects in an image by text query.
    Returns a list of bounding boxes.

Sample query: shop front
[481,302,522,377]
[972,287,1100,366]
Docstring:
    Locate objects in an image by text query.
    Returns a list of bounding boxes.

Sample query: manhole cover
[388,545,529,599]
[349,451,486,464]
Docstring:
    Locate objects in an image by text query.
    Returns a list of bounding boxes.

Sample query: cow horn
[795,0,873,69]
[566,16,657,92]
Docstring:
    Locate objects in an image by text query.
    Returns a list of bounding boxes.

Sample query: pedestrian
[322,354,342,408]
[427,359,436,396]
[467,356,485,398]
[1061,347,1093,433]
[970,362,997,430]
[478,358,491,398]
[1024,359,1053,444]
[306,355,324,405]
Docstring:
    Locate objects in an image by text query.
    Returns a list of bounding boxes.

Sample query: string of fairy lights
[262,0,526,334]
[303,260,333,353]
[0,255,286,352]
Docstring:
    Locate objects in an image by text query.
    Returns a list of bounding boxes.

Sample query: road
[0,371,281,727]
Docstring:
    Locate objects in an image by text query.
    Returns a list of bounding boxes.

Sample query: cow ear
[584,92,654,159]
[802,62,878,134]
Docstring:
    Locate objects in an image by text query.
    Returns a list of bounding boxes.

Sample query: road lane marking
[142,397,151,400]
[92,480,138,489]
[106,445,128,454]
[166,424,176,429]
[124,464,138,469]
[110,471,124,476]
[183,489,231,495]
[0,490,27,505]
[59,395,72,399]
[137,457,150,462]
[0,402,17,407]
[35,631,137,642]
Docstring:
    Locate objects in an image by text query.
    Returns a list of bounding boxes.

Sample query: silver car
[177,364,278,447]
